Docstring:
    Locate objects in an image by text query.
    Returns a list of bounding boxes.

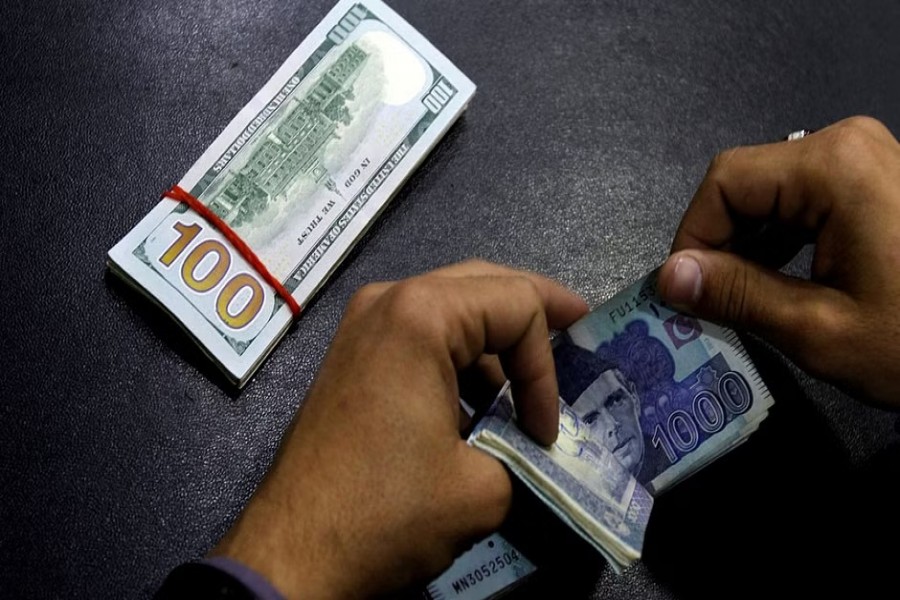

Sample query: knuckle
[711,264,752,325]
[345,283,384,316]
[460,257,491,270]
[702,147,744,197]
[818,118,885,172]
[838,115,892,139]
[507,276,546,322]
[789,300,853,378]
[707,147,740,179]
[511,274,541,302]
[382,279,442,338]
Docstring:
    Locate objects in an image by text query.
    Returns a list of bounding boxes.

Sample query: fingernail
[667,255,703,305]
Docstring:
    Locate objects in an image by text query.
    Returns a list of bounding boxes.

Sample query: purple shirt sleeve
[201,556,286,600]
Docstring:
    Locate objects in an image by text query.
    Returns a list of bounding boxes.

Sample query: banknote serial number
[344,157,371,189]
[450,550,522,595]
[652,371,753,463]
[607,281,654,324]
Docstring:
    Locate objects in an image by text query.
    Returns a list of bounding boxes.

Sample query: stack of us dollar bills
[108,0,475,386]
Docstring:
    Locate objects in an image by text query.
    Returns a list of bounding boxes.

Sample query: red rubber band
[162,185,302,318]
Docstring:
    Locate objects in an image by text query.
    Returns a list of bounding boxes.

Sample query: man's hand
[658,116,900,406]
[211,260,588,599]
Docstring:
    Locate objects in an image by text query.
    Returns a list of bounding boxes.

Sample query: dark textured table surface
[3,1,900,598]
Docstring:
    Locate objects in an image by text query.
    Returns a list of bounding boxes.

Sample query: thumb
[450,444,513,539]
[658,250,851,366]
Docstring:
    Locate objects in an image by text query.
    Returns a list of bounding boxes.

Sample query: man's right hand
[210,260,588,599]
[657,116,900,407]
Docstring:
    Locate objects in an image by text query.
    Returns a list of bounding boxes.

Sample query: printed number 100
[159,222,264,330]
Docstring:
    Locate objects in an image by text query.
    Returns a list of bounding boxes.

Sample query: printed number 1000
[651,371,753,464]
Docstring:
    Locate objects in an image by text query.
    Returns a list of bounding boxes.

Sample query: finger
[424,258,528,279]
[426,275,564,445]
[343,281,395,316]
[658,249,855,368]
[673,116,900,257]
[449,442,513,541]
[671,138,830,254]
[425,259,589,330]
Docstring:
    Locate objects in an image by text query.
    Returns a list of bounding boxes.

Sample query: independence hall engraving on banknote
[208,45,369,227]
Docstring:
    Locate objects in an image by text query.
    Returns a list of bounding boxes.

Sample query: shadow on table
[640,336,900,598]
[497,337,900,599]
[104,269,244,396]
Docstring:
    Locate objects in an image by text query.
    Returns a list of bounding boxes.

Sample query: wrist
[210,473,349,600]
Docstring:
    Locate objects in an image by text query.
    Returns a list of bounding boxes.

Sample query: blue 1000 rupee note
[469,269,773,572]
[470,383,654,572]
[554,270,773,494]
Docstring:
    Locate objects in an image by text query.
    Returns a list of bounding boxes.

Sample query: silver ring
[785,129,814,141]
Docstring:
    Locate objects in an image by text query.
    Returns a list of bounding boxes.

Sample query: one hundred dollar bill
[469,270,773,572]
[108,0,475,386]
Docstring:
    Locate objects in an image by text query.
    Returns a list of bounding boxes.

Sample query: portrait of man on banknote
[555,343,646,479]
[569,363,645,474]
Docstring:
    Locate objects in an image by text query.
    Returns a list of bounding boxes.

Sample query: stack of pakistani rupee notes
[427,273,773,598]
[108,0,475,386]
